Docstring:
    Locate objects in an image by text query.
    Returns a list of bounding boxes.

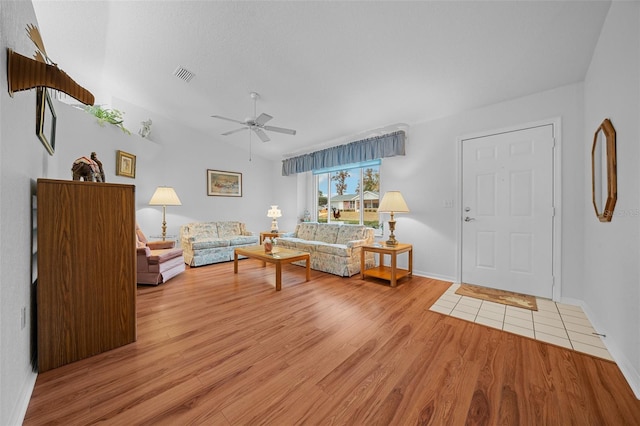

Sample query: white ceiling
[31,1,610,160]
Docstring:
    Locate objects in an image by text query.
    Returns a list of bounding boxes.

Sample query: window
[314,160,381,232]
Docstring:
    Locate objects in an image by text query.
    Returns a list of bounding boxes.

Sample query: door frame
[455,118,562,301]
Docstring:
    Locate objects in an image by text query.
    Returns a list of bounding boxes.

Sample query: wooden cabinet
[37,179,136,372]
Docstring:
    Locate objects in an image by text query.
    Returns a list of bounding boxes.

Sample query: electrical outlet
[20,306,26,330]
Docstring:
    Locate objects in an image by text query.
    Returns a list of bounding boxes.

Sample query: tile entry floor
[429,283,613,361]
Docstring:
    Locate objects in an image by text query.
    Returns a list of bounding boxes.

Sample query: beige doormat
[455,283,538,311]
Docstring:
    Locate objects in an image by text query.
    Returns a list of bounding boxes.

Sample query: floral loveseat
[276,222,375,277]
[180,221,259,267]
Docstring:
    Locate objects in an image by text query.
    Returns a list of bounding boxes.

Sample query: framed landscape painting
[207,169,242,197]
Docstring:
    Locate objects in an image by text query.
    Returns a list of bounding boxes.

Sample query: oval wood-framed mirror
[591,118,617,222]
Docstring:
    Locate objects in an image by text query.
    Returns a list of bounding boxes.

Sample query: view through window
[314,161,381,232]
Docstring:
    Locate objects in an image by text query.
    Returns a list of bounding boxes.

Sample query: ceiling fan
[211,92,296,142]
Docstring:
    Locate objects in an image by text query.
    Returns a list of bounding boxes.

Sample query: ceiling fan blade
[254,113,273,126]
[263,125,297,136]
[221,127,247,136]
[211,115,246,125]
[253,128,271,142]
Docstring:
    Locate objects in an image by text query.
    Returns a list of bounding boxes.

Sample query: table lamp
[378,191,409,246]
[267,205,282,233]
[149,186,182,240]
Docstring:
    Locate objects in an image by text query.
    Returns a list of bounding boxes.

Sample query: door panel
[476,231,496,269]
[476,173,497,215]
[462,125,554,298]
[510,232,533,273]
[510,171,532,216]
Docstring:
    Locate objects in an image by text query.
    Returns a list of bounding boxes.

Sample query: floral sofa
[180,221,259,267]
[276,222,375,277]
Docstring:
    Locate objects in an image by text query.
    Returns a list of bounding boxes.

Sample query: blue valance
[281,130,405,176]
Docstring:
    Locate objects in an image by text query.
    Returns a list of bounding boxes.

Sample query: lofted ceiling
[32,1,610,161]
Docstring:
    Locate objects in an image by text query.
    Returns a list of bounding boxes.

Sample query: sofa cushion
[274,237,302,250]
[336,225,366,244]
[228,235,259,246]
[314,224,341,244]
[191,238,230,250]
[149,255,185,273]
[316,243,351,257]
[185,222,219,238]
[217,221,243,237]
[293,240,326,253]
[296,222,318,240]
[148,247,184,264]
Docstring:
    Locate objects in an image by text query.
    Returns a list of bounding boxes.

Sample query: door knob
[464,216,476,222]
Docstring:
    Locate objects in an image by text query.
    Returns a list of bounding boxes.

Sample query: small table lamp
[378,191,410,246]
[149,186,182,240]
[267,205,282,233]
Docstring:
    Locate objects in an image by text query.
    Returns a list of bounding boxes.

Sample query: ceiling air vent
[173,66,195,83]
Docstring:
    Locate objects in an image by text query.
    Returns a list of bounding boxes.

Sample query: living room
[2,1,640,423]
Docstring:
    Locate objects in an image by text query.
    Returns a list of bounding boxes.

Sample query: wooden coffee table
[234,245,310,291]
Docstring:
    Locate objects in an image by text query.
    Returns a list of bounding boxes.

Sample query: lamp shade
[378,191,409,213]
[149,186,182,206]
[267,205,282,218]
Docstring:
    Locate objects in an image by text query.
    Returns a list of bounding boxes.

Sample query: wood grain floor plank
[24,261,640,425]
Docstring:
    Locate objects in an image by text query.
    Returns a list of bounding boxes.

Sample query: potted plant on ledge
[84,105,131,134]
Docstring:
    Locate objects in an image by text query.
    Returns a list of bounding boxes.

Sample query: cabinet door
[37,179,136,372]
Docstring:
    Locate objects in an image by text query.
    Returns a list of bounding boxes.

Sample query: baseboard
[610,345,640,399]
[7,371,37,425]
[411,270,455,283]
[563,297,640,400]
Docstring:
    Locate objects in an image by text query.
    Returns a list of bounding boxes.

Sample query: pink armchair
[136,225,185,285]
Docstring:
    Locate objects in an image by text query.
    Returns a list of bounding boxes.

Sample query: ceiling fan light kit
[211,92,297,144]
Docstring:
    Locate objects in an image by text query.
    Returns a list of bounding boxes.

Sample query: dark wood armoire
[36,179,136,372]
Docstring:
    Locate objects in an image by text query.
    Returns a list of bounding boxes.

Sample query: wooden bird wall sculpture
[7,24,94,105]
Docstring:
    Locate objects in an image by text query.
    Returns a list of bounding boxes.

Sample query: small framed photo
[116,150,136,178]
[207,169,242,197]
[36,88,56,155]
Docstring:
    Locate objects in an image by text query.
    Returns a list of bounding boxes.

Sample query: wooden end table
[259,231,286,244]
[234,245,310,291]
[361,243,413,287]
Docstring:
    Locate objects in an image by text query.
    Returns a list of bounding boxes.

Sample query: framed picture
[36,88,56,155]
[116,150,136,178]
[207,169,242,197]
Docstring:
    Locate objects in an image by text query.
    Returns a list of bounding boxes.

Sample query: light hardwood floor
[24,260,640,425]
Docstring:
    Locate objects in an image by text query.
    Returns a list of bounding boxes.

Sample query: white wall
[3,1,639,422]
[295,83,585,289]
[113,98,277,238]
[2,2,44,422]
[401,83,585,292]
[583,1,640,397]
[0,5,276,422]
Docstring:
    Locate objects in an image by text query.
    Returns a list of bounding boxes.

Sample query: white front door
[461,125,554,298]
